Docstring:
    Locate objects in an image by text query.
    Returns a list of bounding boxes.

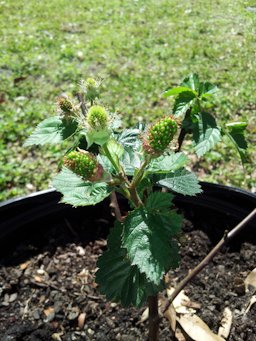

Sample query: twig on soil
[30,279,66,293]
[22,290,35,319]
[162,208,256,315]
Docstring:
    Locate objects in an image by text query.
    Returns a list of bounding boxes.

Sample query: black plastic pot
[0,183,255,257]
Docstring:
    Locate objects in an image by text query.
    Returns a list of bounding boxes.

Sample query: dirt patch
[0,215,256,340]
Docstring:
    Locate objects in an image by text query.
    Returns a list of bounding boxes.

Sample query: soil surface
[0,214,256,341]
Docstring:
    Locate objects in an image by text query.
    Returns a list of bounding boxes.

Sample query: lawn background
[0,0,255,201]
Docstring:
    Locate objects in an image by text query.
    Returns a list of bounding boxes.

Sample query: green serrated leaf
[173,91,197,117]
[226,121,247,131]
[123,208,181,284]
[164,86,196,97]
[225,122,248,163]
[147,153,188,174]
[120,148,142,176]
[145,191,174,211]
[99,139,124,172]
[96,222,163,307]
[181,74,200,92]
[192,112,221,156]
[97,154,114,173]
[155,168,202,196]
[105,139,124,158]
[199,82,218,97]
[24,116,78,146]
[154,210,183,236]
[52,167,111,207]
[86,128,111,147]
[227,131,247,150]
[116,128,142,150]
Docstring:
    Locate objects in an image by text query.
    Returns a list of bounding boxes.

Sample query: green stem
[131,157,150,187]
[175,109,191,152]
[129,184,143,207]
[102,144,130,187]
[117,185,132,201]
[102,143,121,175]
[129,157,151,207]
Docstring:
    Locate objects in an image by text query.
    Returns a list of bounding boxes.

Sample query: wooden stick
[162,208,256,315]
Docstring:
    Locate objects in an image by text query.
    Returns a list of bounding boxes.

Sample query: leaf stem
[131,157,150,188]
[176,128,187,153]
[129,183,143,207]
[175,109,191,152]
[102,143,121,175]
[128,157,150,207]
[162,208,256,315]
[102,144,131,188]
[116,185,131,202]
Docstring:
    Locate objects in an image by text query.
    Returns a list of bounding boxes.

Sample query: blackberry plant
[24,75,248,340]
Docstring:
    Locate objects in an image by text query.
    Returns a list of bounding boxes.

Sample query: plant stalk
[162,208,256,315]
[128,159,150,207]
[131,159,149,187]
[130,160,159,339]
[129,184,143,207]
[77,93,87,116]
[176,127,187,153]
[175,109,191,152]
[148,295,159,341]
[102,144,120,174]
[110,191,124,222]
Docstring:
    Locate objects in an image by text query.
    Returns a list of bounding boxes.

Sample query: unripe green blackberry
[143,116,178,155]
[87,105,109,130]
[64,150,103,181]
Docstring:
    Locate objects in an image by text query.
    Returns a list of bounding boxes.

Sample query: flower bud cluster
[57,96,75,114]
[143,116,177,155]
[81,77,100,101]
[64,150,103,181]
[87,105,109,130]
[85,105,111,146]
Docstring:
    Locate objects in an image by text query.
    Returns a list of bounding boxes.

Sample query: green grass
[0,0,255,201]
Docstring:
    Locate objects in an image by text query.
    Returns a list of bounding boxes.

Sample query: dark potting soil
[0,214,256,341]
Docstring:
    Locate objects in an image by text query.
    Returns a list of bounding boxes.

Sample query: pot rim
[0,182,255,208]
[0,182,255,254]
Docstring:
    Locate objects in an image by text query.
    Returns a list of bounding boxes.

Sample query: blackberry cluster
[144,116,177,155]
[57,97,74,115]
[64,150,99,180]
